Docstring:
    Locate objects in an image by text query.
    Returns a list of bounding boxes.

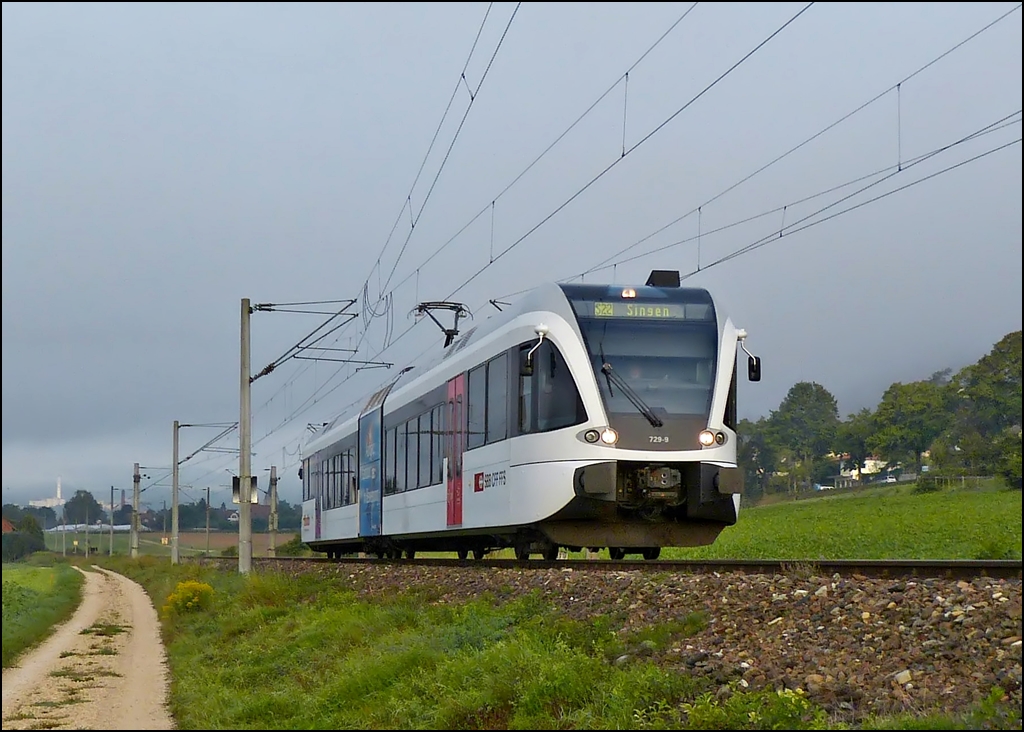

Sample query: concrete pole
[172,419,180,564]
[131,463,140,558]
[239,298,253,574]
[268,465,278,557]
[206,486,211,557]
[109,486,114,556]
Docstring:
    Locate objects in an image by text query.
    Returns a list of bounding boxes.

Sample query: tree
[769,382,839,490]
[834,407,874,474]
[25,505,58,529]
[16,514,44,541]
[277,500,302,531]
[868,380,947,473]
[64,490,104,525]
[737,417,779,501]
[952,331,1022,434]
[942,331,1022,479]
[3,504,58,529]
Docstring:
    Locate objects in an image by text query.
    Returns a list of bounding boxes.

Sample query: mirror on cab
[748,355,761,382]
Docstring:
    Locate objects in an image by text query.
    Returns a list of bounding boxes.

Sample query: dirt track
[1,566,174,730]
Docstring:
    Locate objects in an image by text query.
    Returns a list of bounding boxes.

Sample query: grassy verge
[94,554,1021,731]
[666,483,1022,561]
[1,559,84,668]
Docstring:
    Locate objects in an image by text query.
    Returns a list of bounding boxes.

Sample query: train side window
[536,341,586,433]
[395,423,407,493]
[343,449,352,505]
[403,421,415,489]
[486,353,508,444]
[518,345,534,433]
[384,428,395,496]
[417,412,430,488]
[724,366,737,430]
[338,453,346,506]
[319,460,328,508]
[467,364,487,450]
[328,455,336,509]
[302,458,310,501]
[432,404,445,484]
[339,454,348,507]
[350,448,358,502]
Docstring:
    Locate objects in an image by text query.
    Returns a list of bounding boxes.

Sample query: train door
[446,374,465,526]
[358,405,383,537]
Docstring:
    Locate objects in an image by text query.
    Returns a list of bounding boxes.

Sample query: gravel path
[1,566,174,730]
[297,561,1023,725]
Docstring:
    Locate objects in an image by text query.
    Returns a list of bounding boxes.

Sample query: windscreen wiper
[599,346,615,398]
[601,362,664,428]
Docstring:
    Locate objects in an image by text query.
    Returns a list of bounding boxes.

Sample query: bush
[912,474,942,494]
[163,580,215,616]
[276,534,309,556]
[681,687,826,730]
[995,435,1022,490]
[2,531,46,562]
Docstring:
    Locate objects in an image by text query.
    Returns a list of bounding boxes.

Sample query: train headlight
[600,428,619,445]
[584,429,600,443]
[698,430,716,447]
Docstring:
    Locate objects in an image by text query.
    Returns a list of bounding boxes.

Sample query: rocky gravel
[278,560,1022,725]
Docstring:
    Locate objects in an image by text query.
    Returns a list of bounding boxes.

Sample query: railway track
[210,555,1023,580]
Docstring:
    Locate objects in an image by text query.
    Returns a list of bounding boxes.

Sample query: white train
[299,270,760,560]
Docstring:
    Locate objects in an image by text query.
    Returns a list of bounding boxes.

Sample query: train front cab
[535,281,761,558]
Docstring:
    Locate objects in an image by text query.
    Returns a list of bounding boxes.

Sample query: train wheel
[541,543,559,561]
[375,550,386,560]
[404,549,416,560]
[456,549,469,560]
[608,547,626,560]
[641,547,661,561]
[514,545,531,561]
[472,549,486,560]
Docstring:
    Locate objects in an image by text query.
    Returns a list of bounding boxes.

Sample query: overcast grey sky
[3,2,1021,511]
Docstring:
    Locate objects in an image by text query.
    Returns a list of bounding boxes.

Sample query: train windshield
[567,290,719,419]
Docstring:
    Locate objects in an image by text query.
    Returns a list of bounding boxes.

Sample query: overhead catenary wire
[382,2,702,298]
[686,136,1021,277]
[248,4,516,419]
[442,2,816,302]
[573,111,1022,276]
[571,1,1022,282]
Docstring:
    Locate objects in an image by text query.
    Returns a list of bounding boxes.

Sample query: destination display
[579,300,710,320]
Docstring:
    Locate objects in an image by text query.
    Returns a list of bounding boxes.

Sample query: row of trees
[739,330,1022,499]
[3,494,303,532]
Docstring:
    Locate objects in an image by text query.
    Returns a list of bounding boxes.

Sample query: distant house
[2,516,15,534]
[226,504,271,524]
[838,455,891,481]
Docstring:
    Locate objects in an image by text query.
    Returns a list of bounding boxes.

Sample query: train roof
[302,276,716,457]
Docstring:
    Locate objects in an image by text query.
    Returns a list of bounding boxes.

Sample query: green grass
[93,551,1021,731]
[104,562,713,730]
[665,482,1022,561]
[2,562,84,667]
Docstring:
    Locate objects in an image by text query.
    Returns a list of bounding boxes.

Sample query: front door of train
[446,374,465,526]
